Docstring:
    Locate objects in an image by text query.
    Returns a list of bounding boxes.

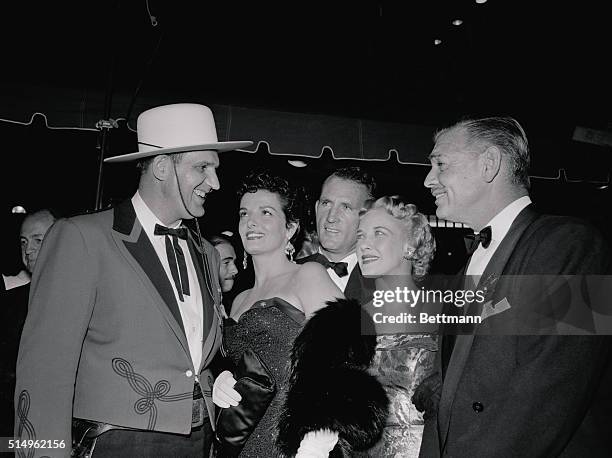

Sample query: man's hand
[212,370,242,408]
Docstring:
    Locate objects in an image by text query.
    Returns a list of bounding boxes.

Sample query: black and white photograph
[1,1,611,457]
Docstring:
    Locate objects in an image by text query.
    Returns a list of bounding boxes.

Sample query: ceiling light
[288,160,307,168]
[475,0,488,4]
[434,39,442,45]
[452,19,463,26]
[11,205,26,214]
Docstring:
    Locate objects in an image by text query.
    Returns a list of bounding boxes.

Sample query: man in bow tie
[297,167,376,303]
[15,104,252,457]
[419,117,612,457]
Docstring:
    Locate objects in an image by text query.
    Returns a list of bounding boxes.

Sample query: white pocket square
[481,297,511,321]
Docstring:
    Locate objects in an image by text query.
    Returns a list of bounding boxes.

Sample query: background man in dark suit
[420,116,611,457]
[19,209,57,277]
[14,103,251,457]
[1,209,56,437]
[297,167,376,303]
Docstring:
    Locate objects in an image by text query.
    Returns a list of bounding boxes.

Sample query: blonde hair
[361,196,435,281]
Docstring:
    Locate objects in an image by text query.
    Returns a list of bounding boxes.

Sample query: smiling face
[356,208,410,277]
[214,242,238,292]
[424,127,486,226]
[315,177,370,261]
[163,149,220,224]
[239,190,295,256]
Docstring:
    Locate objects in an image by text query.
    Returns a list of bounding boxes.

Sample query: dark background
[2,0,611,275]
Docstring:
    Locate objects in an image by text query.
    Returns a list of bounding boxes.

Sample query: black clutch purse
[215,349,276,457]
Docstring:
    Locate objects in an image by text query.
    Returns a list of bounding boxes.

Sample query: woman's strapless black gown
[223,297,305,457]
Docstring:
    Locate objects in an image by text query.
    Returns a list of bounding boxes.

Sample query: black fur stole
[276,298,389,456]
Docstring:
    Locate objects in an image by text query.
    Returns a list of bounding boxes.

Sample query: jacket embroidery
[112,358,192,430]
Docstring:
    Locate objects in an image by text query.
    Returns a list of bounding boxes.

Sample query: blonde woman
[277,196,436,457]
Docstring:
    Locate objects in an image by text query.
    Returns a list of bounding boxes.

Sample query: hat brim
[104,141,254,163]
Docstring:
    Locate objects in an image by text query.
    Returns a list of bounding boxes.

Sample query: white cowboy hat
[104,103,253,163]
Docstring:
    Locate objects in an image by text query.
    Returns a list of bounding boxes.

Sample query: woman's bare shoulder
[231,289,251,314]
[295,261,329,279]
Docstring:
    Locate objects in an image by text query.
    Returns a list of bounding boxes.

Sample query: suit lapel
[187,235,213,333]
[476,205,539,293]
[187,231,224,371]
[187,234,215,371]
[187,234,216,300]
[344,264,362,301]
[111,201,188,350]
[438,266,467,380]
[438,205,540,450]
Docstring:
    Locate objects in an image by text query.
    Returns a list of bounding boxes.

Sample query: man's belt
[71,382,207,456]
[71,418,134,458]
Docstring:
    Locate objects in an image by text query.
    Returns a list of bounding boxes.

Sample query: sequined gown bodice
[363,333,437,458]
[223,297,305,457]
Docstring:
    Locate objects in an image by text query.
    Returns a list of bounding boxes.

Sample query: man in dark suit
[420,116,611,457]
[15,104,252,457]
[0,209,56,437]
[297,167,376,303]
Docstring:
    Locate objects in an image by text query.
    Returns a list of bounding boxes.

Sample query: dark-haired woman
[213,169,343,457]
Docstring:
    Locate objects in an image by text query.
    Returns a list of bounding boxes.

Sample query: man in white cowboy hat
[15,103,252,457]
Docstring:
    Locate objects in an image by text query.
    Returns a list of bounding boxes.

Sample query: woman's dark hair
[237,168,303,244]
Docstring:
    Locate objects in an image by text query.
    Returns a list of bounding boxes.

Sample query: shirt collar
[480,195,532,246]
[132,191,182,240]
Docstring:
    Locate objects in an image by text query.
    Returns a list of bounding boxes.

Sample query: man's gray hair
[436,116,531,189]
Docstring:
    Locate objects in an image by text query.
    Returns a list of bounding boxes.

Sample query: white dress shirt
[320,250,358,292]
[132,191,204,371]
[466,196,532,276]
[2,271,30,290]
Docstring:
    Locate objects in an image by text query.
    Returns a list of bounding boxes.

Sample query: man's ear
[314,200,320,219]
[482,145,502,183]
[151,155,171,181]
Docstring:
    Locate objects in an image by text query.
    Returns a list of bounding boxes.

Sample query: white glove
[295,429,339,458]
[212,370,242,408]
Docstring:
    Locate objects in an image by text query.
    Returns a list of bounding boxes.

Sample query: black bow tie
[154,224,190,301]
[309,253,349,277]
[154,224,188,240]
[464,226,492,255]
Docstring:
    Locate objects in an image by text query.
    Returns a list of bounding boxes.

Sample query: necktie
[154,224,190,301]
[464,226,492,255]
[308,253,349,277]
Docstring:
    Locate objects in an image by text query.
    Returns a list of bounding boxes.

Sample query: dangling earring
[243,251,249,270]
[285,241,295,261]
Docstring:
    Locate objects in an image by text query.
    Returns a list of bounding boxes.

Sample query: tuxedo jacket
[420,205,612,457]
[14,200,223,456]
[296,253,375,304]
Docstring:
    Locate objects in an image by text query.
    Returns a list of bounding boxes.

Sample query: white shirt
[466,196,532,276]
[132,191,204,371]
[319,250,358,292]
[2,271,30,290]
